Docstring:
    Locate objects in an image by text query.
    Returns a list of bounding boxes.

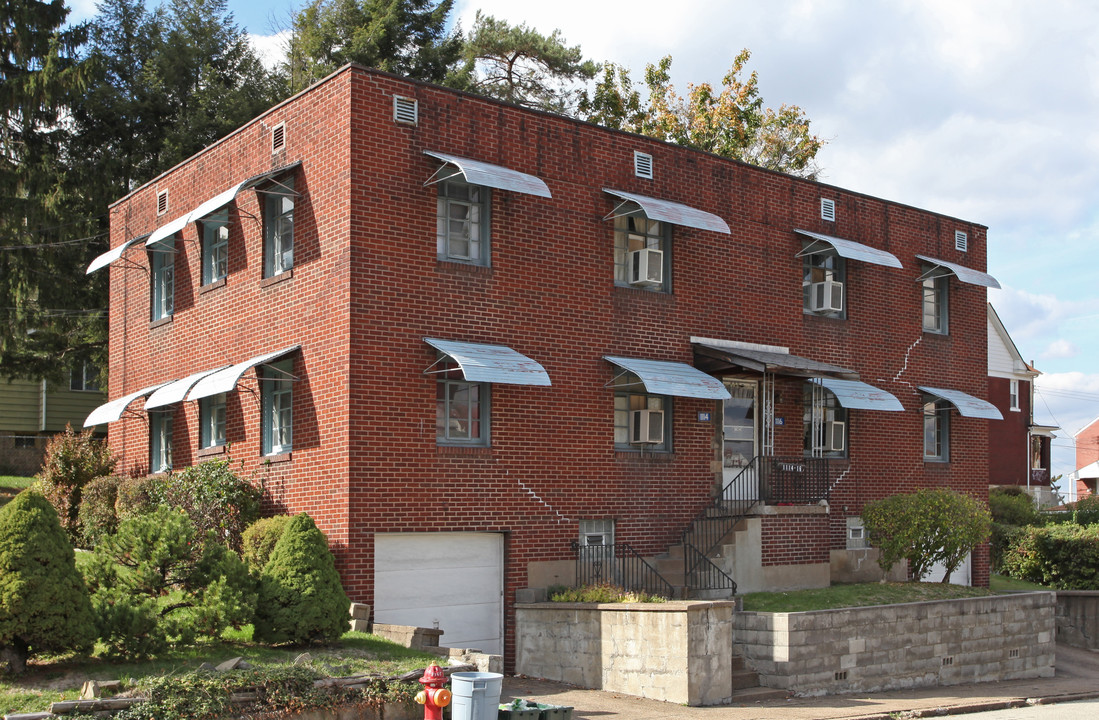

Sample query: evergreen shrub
[989,487,1039,527]
[155,459,261,551]
[241,515,293,572]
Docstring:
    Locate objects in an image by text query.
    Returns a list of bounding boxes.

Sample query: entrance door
[723,380,758,500]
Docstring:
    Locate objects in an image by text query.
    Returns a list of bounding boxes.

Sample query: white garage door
[374,532,504,654]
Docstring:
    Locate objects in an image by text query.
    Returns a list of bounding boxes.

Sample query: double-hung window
[803,384,848,458]
[923,400,950,462]
[922,273,948,333]
[150,239,175,321]
[149,411,172,473]
[263,177,295,277]
[613,215,671,292]
[1009,379,1020,411]
[435,357,490,445]
[70,361,101,392]
[613,372,671,450]
[261,359,293,455]
[201,210,229,285]
[802,250,846,318]
[200,393,227,448]
[436,178,490,265]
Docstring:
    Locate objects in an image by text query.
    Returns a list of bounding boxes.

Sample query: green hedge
[999,523,1099,589]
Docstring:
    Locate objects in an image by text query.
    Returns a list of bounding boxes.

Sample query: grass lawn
[741,581,998,612]
[990,573,1050,592]
[0,630,439,714]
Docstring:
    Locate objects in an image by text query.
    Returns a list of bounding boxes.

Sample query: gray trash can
[450,671,503,720]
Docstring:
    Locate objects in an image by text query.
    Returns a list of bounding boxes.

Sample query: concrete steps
[730,655,789,702]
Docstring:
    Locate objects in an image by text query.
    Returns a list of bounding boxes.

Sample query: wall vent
[820,198,836,222]
[941,656,954,667]
[1008,648,1020,659]
[272,122,286,153]
[834,671,847,681]
[394,96,418,125]
[157,190,168,216]
[634,151,654,179]
[955,230,968,252]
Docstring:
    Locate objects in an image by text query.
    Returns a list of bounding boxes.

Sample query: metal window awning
[918,385,1003,419]
[188,345,301,400]
[144,366,229,410]
[145,213,190,247]
[424,151,552,198]
[1030,423,1059,436]
[424,338,551,386]
[916,255,1001,289]
[603,188,731,235]
[603,356,730,399]
[693,340,859,380]
[794,229,903,269]
[83,382,171,427]
[815,378,904,412]
[86,234,151,274]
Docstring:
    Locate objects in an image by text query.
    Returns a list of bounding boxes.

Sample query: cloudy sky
[67,0,1099,490]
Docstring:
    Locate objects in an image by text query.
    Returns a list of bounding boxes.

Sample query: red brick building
[1072,416,1099,498]
[88,66,1002,659]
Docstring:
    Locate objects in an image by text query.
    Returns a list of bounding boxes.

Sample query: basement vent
[834,671,847,681]
[820,198,836,222]
[394,96,418,125]
[955,230,968,252]
[1008,648,1020,659]
[156,190,168,216]
[941,656,954,667]
[272,122,286,153]
[634,151,654,179]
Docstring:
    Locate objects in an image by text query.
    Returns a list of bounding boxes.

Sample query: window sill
[197,444,227,458]
[615,449,675,463]
[261,268,293,288]
[149,316,173,330]
[613,285,673,299]
[803,310,846,321]
[436,259,493,276]
[199,277,227,295]
[436,444,492,456]
[263,451,292,464]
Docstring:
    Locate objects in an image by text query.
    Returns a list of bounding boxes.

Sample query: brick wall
[988,376,1030,487]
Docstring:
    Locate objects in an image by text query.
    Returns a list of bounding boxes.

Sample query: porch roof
[692,339,859,380]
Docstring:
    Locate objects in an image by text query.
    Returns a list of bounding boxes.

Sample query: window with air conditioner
[613,372,670,451]
[802,248,845,318]
[436,178,490,266]
[201,210,229,285]
[804,384,848,458]
[614,214,670,292]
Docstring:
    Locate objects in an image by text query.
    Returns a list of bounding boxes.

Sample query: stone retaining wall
[514,601,734,706]
[734,592,1055,695]
[1055,591,1099,650]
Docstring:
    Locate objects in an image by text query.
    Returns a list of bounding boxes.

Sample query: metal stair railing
[570,541,676,598]
[682,456,834,597]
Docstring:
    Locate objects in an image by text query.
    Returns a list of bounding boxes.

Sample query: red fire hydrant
[414,662,452,720]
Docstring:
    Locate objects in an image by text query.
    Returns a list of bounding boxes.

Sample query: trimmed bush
[115,475,161,520]
[862,488,991,582]
[155,460,261,552]
[989,487,1038,527]
[0,491,95,673]
[1000,523,1099,589]
[254,513,349,645]
[1072,494,1099,526]
[35,425,116,542]
[241,515,294,572]
[78,475,122,545]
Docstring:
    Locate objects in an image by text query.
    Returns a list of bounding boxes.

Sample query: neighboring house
[986,304,1058,507]
[86,66,1003,663]
[1071,416,1099,498]
[0,362,107,475]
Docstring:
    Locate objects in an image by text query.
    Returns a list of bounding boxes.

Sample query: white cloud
[248,31,291,72]
[1042,339,1079,360]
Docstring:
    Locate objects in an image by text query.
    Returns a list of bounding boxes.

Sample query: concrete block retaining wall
[1055,591,1099,650]
[514,601,734,707]
[735,592,1056,695]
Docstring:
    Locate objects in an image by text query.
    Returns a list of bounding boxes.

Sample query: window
[70,361,101,392]
[435,357,489,445]
[200,393,227,448]
[614,214,671,292]
[1009,379,1020,411]
[922,274,948,333]
[846,518,869,549]
[261,359,293,455]
[150,412,172,473]
[923,400,950,462]
[436,178,489,265]
[802,250,845,317]
[613,372,670,450]
[803,384,848,458]
[263,176,295,277]
[14,436,37,449]
[201,211,229,285]
[150,239,175,321]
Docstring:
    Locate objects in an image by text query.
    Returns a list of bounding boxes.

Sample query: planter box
[498,704,573,720]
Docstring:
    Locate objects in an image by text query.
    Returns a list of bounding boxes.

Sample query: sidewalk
[501,643,1099,720]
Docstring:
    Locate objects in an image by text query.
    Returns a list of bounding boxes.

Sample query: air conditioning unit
[217,225,229,242]
[810,280,844,313]
[629,409,664,444]
[826,421,846,453]
[628,248,663,286]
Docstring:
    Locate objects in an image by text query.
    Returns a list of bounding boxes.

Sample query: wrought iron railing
[570,541,675,598]
[682,456,834,597]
